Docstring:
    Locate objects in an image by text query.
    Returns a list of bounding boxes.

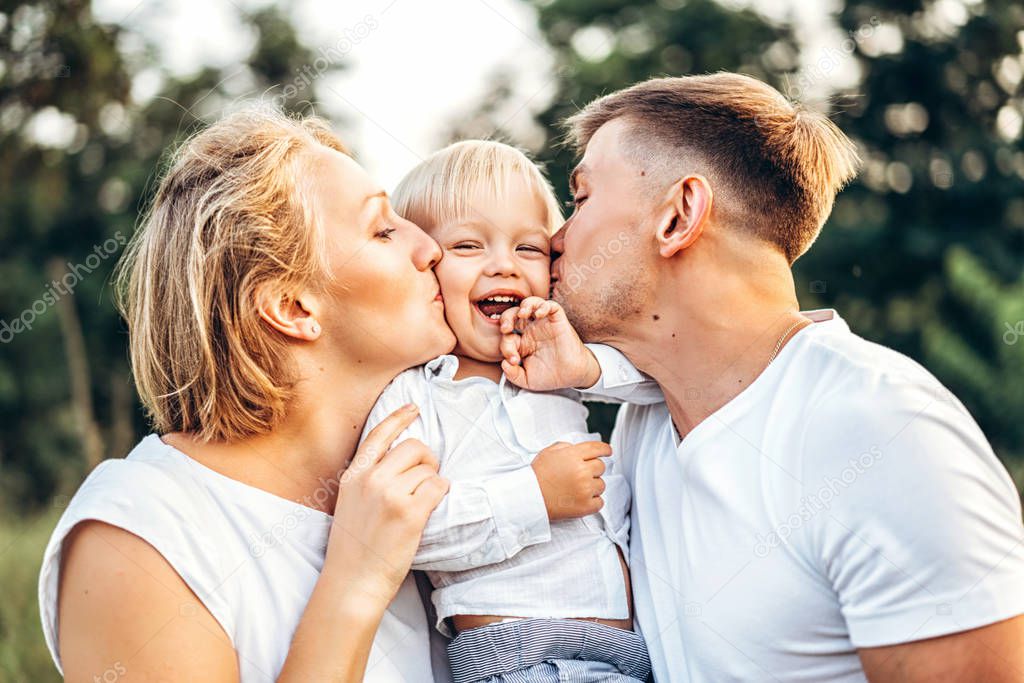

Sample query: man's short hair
[566,73,861,262]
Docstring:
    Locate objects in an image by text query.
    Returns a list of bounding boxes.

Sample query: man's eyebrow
[569,164,586,194]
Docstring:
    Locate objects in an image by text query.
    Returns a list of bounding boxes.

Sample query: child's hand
[531,440,611,520]
[499,296,601,391]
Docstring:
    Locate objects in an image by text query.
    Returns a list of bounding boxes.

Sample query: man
[501,73,1024,681]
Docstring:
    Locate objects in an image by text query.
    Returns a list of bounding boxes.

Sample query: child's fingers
[499,306,521,334]
[517,296,546,320]
[502,358,527,386]
[499,333,522,365]
[535,300,557,319]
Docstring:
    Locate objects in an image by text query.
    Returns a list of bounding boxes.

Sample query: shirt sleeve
[361,371,551,573]
[800,375,1024,649]
[37,458,235,675]
[577,343,664,405]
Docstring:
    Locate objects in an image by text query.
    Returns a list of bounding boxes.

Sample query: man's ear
[256,283,322,341]
[655,174,713,258]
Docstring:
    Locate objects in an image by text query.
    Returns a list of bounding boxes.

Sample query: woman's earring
[311,323,320,336]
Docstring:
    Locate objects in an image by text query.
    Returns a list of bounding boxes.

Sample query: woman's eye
[375,227,396,240]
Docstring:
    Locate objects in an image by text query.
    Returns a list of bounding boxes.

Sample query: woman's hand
[279,404,448,682]
[499,296,601,391]
[326,403,449,608]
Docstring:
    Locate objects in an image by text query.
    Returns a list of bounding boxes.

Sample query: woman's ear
[655,174,713,258]
[256,283,322,341]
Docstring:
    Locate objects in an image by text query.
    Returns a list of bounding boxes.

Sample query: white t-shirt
[37,434,452,682]
[588,310,1024,682]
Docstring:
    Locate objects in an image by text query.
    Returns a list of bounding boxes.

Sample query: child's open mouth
[473,293,524,322]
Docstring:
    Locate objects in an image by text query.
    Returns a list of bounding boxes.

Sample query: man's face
[550,118,656,341]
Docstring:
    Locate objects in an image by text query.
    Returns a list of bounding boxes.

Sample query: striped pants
[446,618,652,683]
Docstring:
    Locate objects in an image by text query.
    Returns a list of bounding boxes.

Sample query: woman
[38,108,457,681]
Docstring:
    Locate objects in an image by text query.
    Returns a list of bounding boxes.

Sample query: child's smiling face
[429,177,552,363]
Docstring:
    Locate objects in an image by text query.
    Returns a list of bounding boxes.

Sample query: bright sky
[89,0,857,190]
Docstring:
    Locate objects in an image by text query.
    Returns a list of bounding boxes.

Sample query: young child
[359,141,653,682]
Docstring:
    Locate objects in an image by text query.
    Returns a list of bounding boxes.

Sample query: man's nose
[550,222,567,259]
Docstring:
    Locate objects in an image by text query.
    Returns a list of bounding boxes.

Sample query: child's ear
[655,174,713,258]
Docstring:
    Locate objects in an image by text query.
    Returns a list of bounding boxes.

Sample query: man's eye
[375,227,396,240]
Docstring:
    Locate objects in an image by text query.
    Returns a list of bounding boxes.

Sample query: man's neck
[610,251,806,439]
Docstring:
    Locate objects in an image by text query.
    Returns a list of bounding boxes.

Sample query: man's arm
[859,615,1024,682]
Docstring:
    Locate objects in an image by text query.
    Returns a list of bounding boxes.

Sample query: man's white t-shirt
[589,310,1024,682]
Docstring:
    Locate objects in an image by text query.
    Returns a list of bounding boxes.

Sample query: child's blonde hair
[392,140,563,235]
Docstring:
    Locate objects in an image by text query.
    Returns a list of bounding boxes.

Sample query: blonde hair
[391,140,563,235]
[114,107,348,441]
[566,73,861,263]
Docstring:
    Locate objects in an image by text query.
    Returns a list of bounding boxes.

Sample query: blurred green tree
[453,0,1024,483]
[0,0,343,507]
[804,0,1024,476]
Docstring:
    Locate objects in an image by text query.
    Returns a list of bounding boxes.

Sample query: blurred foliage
[0,0,343,507]
[0,0,1021,677]
[820,0,1024,470]
[0,507,61,682]
[0,0,1020,514]
[452,0,1024,481]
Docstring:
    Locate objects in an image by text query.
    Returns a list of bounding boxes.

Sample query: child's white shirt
[360,344,659,635]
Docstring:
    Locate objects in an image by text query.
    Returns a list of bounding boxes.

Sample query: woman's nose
[411,223,442,270]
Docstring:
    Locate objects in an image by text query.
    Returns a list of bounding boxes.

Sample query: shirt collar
[424,354,460,381]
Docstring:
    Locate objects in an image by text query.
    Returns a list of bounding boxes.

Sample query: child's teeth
[490,313,500,319]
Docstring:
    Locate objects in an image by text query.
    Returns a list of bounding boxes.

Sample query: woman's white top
[37,434,452,682]
[360,350,644,636]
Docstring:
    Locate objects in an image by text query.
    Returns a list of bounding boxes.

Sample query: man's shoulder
[792,323,952,424]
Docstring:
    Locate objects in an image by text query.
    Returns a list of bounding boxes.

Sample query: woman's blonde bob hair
[115,107,347,442]
[391,139,564,236]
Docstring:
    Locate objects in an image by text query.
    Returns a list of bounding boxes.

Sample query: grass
[0,506,63,683]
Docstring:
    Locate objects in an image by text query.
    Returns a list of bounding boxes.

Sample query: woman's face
[308,147,455,374]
